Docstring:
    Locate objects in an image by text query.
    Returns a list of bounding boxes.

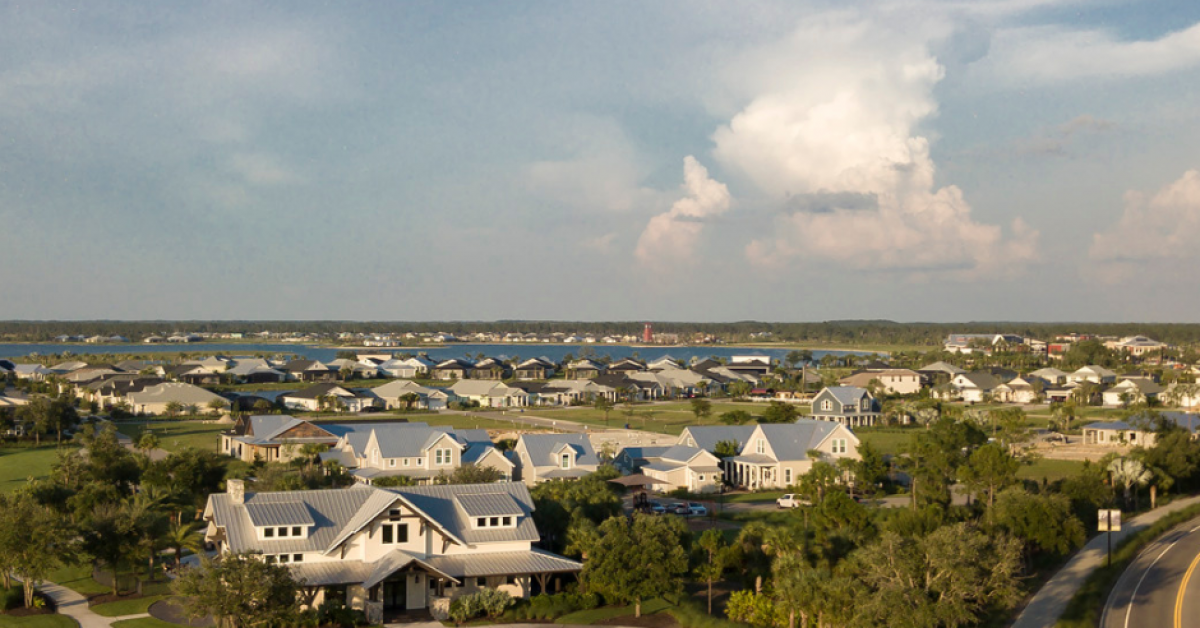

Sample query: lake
[0,342,880,363]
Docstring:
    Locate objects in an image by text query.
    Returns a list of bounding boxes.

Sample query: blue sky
[3,0,1200,322]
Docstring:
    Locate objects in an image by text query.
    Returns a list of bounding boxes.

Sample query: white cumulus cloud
[1090,169,1200,279]
[712,13,1037,276]
[635,156,731,266]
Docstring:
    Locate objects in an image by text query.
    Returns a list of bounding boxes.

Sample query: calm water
[0,342,878,363]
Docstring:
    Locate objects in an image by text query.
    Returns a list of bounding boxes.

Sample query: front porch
[725,456,777,490]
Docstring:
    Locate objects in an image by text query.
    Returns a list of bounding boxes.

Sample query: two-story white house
[676,421,860,490]
[615,445,723,493]
[511,434,600,485]
[203,481,582,624]
[320,423,514,484]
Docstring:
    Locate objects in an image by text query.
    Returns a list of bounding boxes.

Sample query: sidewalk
[1010,494,1200,628]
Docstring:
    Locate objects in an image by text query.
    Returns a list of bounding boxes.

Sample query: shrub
[315,600,365,628]
[502,592,601,621]
[725,591,785,628]
[2,585,23,611]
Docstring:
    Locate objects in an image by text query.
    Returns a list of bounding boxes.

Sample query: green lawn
[855,428,915,456]
[0,446,71,494]
[0,615,78,628]
[45,563,115,597]
[723,490,786,504]
[115,421,226,453]
[92,596,167,617]
[534,401,809,435]
[557,598,673,624]
[1018,458,1087,483]
[426,415,549,432]
[110,618,178,628]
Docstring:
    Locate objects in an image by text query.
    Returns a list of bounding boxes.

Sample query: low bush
[669,599,752,628]
[502,591,602,621]
[449,589,515,625]
[2,585,23,611]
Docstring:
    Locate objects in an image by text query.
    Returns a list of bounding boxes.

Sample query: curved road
[1102,515,1200,628]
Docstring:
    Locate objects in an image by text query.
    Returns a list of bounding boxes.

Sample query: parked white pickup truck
[776,494,809,508]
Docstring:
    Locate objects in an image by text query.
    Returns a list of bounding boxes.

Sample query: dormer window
[756,440,764,454]
[561,454,571,469]
[474,515,516,529]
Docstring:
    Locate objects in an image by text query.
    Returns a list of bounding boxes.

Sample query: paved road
[1012,495,1200,628]
[1101,515,1200,628]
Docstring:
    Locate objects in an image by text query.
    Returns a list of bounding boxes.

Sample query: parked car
[687,502,708,516]
[776,494,810,508]
[648,500,666,515]
[671,503,690,515]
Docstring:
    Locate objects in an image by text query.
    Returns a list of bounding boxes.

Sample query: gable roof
[818,386,872,405]
[519,433,599,467]
[678,425,757,452]
[755,421,851,461]
[918,361,967,375]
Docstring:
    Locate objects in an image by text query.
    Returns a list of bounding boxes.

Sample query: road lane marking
[1123,533,1188,628]
[1175,549,1200,628]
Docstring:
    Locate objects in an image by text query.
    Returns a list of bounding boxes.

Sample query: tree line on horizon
[3,320,1200,347]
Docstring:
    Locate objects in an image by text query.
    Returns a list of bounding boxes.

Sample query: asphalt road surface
[1102,515,1200,628]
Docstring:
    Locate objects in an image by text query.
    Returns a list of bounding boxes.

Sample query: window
[475,516,517,529]
[831,439,847,454]
[435,449,452,465]
[264,527,275,538]
[502,516,512,526]
[490,517,500,527]
[698,474,705,482]
[277,527,289,538]
[477,577,487,587]
[506,576,516,585]
[291,526,301,537]
[371,449,379,464]
[389,459,396,468]
[293,554,303,563]
[476,517,487,528]
[415,457,424,465]
[785,468,793,484]
[265,555,277,564]
[822,399,832,411]
[381,522,408,544]
[561,453,571,469]
[756,440,764,454]
[278,554,290,564]
[404,458,410,467]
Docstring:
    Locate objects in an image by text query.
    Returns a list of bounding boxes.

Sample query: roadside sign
[1098,509,1122,532]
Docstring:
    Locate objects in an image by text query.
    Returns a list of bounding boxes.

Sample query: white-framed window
[785,468,793,484]
[756,440,765,454]
[389,459,396,468]
[404,458,410,467]
[381,510,408,545]
[561,453,571,469]
[371,449,379,464]
[831,439,847,454]
[435,449,452,465]
[822,399,832,411]
[474,515,516,529]
[277,527,289,538]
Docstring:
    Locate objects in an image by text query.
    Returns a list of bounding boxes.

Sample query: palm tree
[1109,457,1153,509]
[137,431,160,456]
[183,403,200,416]
[163,401,183,417]
[164,520,205,568]
[206,398,228,416]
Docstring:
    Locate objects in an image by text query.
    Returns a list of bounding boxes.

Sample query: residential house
[532,380,619,406]
[202,480,582,623]
[372,380,451,411]
[646,356,682,371]
[1080,412,1199,448]
[378,357,435,379]
[1029,367,1068,385]
[221,415,343,463]
[227,360,287,384]
[284,360,339,383]
[676,422,860,490]
[917,361,967,386]
[320,423,512,484]
[328,359,384,380]
[281,384,379,413]
[12,364,51,380]
[627,368,713,398]
[838,369,922,395]
[1105,336,1168,357]
[808,386,881,427]
[512,433,600,485]
[564,359,604,379]
[470,358,510,381]
[125,382,226,415]
[949,372,1002,404]
[430,359,474,381]
[615,445,723,494]
[725,356,773,379]
[605,359,646,375]
[1102,378,1164,407]
[1067,365,1118,385]
[447,381,529,408]
[513,358,555,381]
[993,377,1046,404]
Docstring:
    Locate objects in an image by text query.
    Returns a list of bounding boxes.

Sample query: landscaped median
[1053,502,1200,627]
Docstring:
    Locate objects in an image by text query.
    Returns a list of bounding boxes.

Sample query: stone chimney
[227,478,245,505]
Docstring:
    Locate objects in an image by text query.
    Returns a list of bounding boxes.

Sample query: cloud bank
[635,156,731,266]
[1090,169,1200,278]
[706,14,1037,275]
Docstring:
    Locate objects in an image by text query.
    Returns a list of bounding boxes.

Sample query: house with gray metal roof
[615,445,723,494]
[511,433,600,485]
[674,421,860,490]
[808,386,881,426]
[221,415,344,463]
[203,480,581,623]
[319,423,512,484]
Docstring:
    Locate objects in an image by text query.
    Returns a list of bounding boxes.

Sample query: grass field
[424,414,548,432]
[1017,458,1087,483]
[115,421,226,453]
[556,598,673,624]
[854,428,915,456]
[533,401,810,435]
[0,446,70,494]
[45,564,113,597]
[0,615,78,628]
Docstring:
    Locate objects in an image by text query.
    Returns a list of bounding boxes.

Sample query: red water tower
[643,323,653,344]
